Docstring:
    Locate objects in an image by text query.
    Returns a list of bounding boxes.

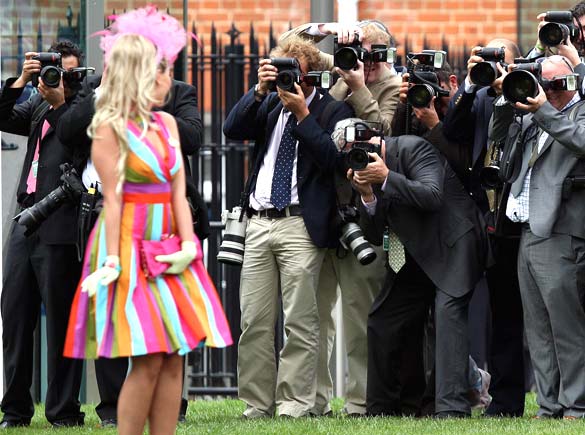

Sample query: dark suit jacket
[443,84,496,212]
[362,135,490,297]
[55,75,202,175]
[0,77,78,244]
[492,98,585,239]
[223,87,354,248]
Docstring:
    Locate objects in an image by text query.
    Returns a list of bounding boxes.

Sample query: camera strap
[29,100,51,138]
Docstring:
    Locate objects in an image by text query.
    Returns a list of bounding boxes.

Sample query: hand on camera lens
[38,77,66,109]
[278,83,309,121]
[557,38,581,67]
[491,62,508,95]
[413,96,440,129]
[399,73,410,104]
[467,46,485,82]
[514,84,546,113]
[355,153,389,184]
[13,52,41,88]
[335,61,366,92]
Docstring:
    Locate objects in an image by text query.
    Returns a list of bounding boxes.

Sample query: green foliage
[2,394,585,434]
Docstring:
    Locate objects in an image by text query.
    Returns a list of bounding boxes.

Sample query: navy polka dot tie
[270,114,298,211]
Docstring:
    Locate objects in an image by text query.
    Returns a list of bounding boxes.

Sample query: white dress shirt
[249,88,318,211]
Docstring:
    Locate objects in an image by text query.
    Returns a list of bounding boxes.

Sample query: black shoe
[178,413,186,423]
[51,416,84,428]
[435,411,470,419]
[100,418,117,428]
[0,420,29,429]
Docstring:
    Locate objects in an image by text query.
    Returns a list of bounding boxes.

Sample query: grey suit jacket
[279,23,401,135]
[361,135,490,297]
[492,98,585,239]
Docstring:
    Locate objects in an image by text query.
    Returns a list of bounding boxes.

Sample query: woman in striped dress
[63,15,232,435]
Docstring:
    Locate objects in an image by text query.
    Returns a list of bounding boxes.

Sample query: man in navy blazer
[223,35,353,418]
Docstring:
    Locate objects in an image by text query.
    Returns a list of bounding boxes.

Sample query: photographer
[342,124,490,417]
[0,41,85,428]
[223,36,353,419]
[442,39,527,417]
[280,20,400,135]
[492,55,585,419]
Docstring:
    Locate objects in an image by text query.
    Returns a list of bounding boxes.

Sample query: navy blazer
[223,87,354,248]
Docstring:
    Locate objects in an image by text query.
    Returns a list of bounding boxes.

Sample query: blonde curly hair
[270,34,323,71]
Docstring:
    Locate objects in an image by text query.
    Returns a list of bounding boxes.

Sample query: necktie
[270,114,297,211]
[510,121,539,198]
[385,228,406,273]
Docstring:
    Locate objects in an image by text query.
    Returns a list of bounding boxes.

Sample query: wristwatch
[254,84,267,101]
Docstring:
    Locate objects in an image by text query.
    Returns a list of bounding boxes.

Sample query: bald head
[541,55,576,110]
[486,38,520,64]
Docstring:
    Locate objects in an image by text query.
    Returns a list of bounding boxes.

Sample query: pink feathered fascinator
[94,5,189,65]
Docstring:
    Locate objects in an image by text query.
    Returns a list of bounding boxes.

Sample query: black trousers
[485,236,525,417]
[366,255,435,416]
[0,224,83,424]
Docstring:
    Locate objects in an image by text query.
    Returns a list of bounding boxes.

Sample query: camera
[502,62,542,104]
[14,163,85,236]
[334,37,368,70]
[538,11,578,47]
[406,50,450,108]
[540,73,579,92]
[480,141,505,190]
[337,205,377,265]
[31,52,62,88]
[217,206,248,265]
[302,70,332,89]
[469,47,507,86]
[338,121,383,170]
[268,57,302,93]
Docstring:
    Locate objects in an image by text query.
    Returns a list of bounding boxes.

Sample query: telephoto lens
[539,22,570,47]
[346,148,370,171]
[217,206,248,265]
[339,222,377,265]
[407,84,435,108]
[40,66,62,88]
[502,69,540,104]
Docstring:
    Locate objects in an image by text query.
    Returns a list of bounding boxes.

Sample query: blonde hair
[271,35,323,71]
[89,33,162,191]
[361,22,392,46]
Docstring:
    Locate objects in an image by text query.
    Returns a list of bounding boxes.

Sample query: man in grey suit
[348,128,491,417]
[492,55,585,419]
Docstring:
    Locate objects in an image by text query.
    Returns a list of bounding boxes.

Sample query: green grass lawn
[2,394,585,434]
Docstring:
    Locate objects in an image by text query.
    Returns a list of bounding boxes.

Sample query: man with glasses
[279,20,399,416]
[491,55,585,420]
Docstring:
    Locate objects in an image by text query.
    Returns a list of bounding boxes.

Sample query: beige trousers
[313,245,386,415]
[238,215,325,418]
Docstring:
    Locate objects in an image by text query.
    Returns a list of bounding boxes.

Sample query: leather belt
[252,205,303,219]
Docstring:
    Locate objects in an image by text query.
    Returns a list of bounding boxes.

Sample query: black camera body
[470,47,507,86]
[267,57,302,93]
[31,52,62,88]
[406,51,450,108]
[14,163,86,236]
[342,121,383,170]
[302,70,332,89]
[539,11,578,47]
[334,37,368,70]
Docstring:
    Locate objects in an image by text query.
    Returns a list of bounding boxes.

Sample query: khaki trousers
[313,245,386,415]
[238,215,325,418]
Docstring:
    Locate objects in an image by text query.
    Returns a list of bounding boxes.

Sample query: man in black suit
[223,35,353,418]
[442,40,527,417]
[55,73,203,426]
[0,41,86,428]
[348,129,490,417]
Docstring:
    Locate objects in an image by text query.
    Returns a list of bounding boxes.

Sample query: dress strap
[153,111,172,141]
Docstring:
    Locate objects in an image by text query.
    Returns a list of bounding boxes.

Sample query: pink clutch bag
[140,234,182,278]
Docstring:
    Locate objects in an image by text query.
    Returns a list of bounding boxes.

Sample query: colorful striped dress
[64,112,232,359]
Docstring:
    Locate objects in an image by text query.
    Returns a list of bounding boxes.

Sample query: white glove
[155,241,197,274]
[81,255,121,297]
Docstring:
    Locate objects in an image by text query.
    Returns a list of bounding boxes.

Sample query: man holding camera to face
[223,36,353,419]
[279,19,400,417]
[0,41,88,428]
[491,55,585,420]
[339,120,490,418]
[442,39,528,417]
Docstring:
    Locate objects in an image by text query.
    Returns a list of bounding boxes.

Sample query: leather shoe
[0,420,29,429]
[51,416,84,428]
[100,418,117,428]
[178,414,186,423]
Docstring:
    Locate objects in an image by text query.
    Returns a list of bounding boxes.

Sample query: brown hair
[271,34,323,71]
